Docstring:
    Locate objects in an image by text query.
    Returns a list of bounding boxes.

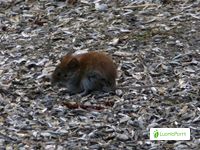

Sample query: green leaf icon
[154,130,159,139]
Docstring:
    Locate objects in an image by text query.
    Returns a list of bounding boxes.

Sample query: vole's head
[51,54,80,86]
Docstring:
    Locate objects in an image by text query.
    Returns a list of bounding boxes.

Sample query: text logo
[150,128,190,140]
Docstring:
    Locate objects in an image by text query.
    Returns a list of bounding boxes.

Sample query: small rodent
[51,51,117,96]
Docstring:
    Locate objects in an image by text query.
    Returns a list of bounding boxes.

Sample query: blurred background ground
[0,0,200,149]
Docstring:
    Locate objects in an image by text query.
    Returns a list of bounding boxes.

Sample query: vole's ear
[68,58,79,69]
[60,53,73,63]
[60,49,75,62]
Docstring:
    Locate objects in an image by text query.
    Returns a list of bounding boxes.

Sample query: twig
[123,3,159,9]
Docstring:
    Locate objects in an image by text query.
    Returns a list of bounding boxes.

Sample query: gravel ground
[0,0,200,149]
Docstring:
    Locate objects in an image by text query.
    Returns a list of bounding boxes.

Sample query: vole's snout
[50,74,62,86]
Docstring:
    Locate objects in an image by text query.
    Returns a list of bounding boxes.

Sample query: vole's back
[77,52,117,88]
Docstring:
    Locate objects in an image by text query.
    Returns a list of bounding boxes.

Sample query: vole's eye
[57,72,61,77]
